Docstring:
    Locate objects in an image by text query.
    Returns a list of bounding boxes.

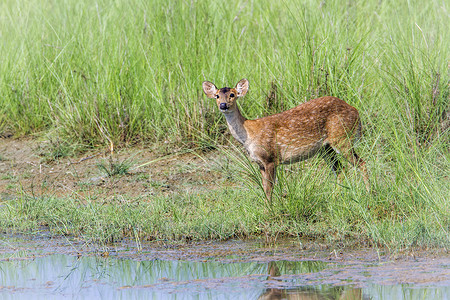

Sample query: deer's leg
[336,142,370,192]
[347,149,370,192]
[260,162,276,200]
[321,144,343,176]
[326,118,370,191]
[327,122,370,191]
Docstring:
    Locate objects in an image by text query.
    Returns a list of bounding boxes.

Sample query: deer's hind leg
[320,143,343,176]
[328,135,370,192]
[345,148,370,192]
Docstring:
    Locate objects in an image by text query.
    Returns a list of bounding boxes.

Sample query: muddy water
[0,235,448,299]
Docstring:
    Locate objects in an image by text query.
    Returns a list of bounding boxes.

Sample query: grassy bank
[1,160,448,249]
[0,0,448,249]
[0,143,448,250]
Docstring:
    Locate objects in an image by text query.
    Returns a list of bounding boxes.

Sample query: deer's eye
[230,93,235,98]
[215,94,219,99]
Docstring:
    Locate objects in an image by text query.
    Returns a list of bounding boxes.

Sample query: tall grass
[0,0,448,247]
[1,0,447,144]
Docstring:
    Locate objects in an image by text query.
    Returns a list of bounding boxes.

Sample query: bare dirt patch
[0,137,228,201]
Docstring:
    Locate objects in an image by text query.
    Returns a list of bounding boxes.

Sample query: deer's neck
[223,107,248,145]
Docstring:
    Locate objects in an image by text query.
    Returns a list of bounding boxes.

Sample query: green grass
[0,0,448,249]
[1,0,447,145]
[36,137,84,162]
[96,156,134,177]
[1,170,447,249]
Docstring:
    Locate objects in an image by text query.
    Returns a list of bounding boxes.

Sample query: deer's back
[243,96,360,164]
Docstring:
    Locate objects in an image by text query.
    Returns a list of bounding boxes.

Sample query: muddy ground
[0,136,230,201]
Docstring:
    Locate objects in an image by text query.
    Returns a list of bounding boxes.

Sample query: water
[0,236,448,299]
[0,254,448,299]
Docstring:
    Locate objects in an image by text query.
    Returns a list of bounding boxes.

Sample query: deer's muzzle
[219,103,228,111]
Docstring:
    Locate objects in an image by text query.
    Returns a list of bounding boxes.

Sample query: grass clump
[36,137,84,163]
[96,157,134,177]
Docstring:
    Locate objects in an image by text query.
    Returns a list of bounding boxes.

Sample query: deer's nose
[219,103,228,110]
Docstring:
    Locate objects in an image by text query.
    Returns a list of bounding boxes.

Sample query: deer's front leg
[260,162,276,201]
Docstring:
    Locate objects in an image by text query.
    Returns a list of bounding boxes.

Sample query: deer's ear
[202,81,218,98]
[235,79,249,97]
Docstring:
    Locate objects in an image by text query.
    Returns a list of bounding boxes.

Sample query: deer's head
[202,79,249,113]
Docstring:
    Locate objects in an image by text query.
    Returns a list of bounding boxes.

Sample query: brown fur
[202,79,369,199]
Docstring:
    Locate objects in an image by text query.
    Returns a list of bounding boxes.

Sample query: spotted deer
[202,78,369,199]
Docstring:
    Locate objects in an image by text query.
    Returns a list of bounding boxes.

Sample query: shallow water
[0,236,448,299]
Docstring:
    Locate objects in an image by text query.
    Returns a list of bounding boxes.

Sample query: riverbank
[1,137,448,250]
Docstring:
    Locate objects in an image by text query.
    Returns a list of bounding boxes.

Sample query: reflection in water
[260,287,364,300]
[259,262,366,300]
[0,254,447,299]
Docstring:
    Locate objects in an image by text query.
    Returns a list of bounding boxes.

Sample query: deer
[202,78,370,200]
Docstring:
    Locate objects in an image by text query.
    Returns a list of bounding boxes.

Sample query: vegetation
[0,0,448,249]
[97,156,134,177]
